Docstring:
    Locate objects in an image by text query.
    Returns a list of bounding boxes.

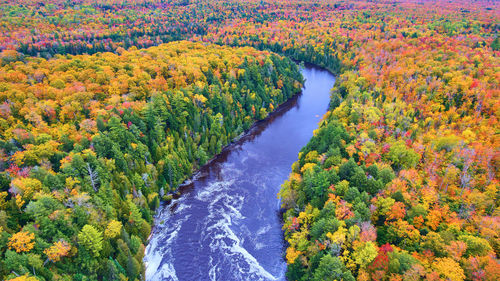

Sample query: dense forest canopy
[0,0,498,280]
[0,40,302,280]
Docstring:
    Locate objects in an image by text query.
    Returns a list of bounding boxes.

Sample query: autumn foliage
[0,0,498,280]
[43,240,71,263]
[0,39,301,279]
[7,231,35,253]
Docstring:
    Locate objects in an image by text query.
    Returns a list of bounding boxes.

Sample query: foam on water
[198,179,279,280]
[195,179,233,201]
[154,263,179,281]
[145,196,192,281]
[256,224,272,236]
[172,202,191,213]
[204,210,277,281]
[208,256,218,281]
[230,240,278,281]
[254,242,266,250]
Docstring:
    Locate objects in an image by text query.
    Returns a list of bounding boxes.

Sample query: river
[144,65,336,281]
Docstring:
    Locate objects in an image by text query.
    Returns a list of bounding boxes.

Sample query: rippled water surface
[144,66,335,281]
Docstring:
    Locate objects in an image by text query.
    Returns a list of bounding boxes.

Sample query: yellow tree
[104,220,123,239]
[7,275,38,281]
[8,231,35,253]
[44,240,71,262]
[432,257,465,281]
[352,241,378,268]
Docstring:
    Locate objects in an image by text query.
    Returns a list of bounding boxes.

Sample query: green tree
[78,225,103,257]
[387,141,420,170]
[312,254,345,281]
[458,235,493,257]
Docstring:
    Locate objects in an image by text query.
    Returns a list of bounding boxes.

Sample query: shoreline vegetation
[0,40,303,280]
[0,0,498,280]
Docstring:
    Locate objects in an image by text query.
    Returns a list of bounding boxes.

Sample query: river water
[144,66,335,281]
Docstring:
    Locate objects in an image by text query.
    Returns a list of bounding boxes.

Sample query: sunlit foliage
[0,0,498,280]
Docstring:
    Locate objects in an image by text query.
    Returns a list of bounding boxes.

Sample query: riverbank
[144,65,336,280]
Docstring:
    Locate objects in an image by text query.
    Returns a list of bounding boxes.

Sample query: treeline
[0,41,302,280]
[2,0,361,61]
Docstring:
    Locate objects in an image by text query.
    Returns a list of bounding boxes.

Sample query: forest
[0,40,302,280]
[0,0,499,280]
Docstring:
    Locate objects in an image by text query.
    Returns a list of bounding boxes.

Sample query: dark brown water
[144,66,335,281]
